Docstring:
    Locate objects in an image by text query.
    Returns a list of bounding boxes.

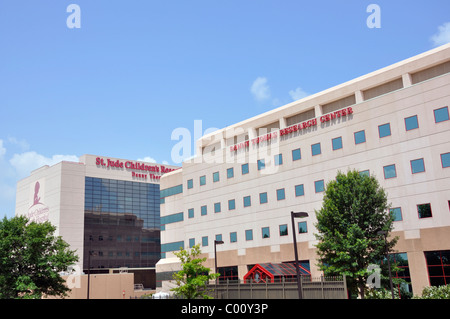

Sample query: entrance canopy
[244,262,311,283]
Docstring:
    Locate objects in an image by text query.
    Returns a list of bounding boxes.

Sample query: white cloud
[137,156,157,163]
[431,22,450,47]
[9,151,79,178]
[0,140,6,159]
[289,87,309,101]
[251,77,271,101]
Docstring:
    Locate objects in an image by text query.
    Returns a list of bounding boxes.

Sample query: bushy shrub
[415,285,450,299]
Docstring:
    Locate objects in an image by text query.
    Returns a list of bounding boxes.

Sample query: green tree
[315,170,398,299]
[171,244,219,299]
[0,216,78,299]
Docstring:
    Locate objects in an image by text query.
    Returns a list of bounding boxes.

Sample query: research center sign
[95,157,176,181]
[229,107,354,152]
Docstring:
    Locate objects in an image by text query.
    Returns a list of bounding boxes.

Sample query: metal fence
[207,276,347,299]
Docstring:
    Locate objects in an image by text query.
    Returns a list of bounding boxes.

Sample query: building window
[359,170,370,177]
[405,115,419,131]
[315,180,325,193]
[227,167,234,178]
[214,202,221,213]
[215,234,222,242]
[434,106,449,123]
[276,188,285,200]
[262,227,270,239]
[242,163,249,175]
[383,164,397,179]
[295,184,305,197]
[245,229,253,241]
[274,154,283,165]
[228,199,236,210]
[243,196,251,207]
[279,224,288,236]
[202,236,208,247]
[418,203,432,219]
[200,175,206,186]
[354,130,366,144]
[259,192,268,204]
[410,158,425,174]
[201,205,207,216]
[311,143,321,156]
[390,207,403,221]
[441,153,450,168]
[213,171,220,182]
[378,123,391,138]
[189,238,195,248]
[230,232,237,243]
[332,137,343,150]
[188,208,194,218]
[292,148,301,161]
[298,221,308,234]
[424,250,450,286]
[187,179,193,189]
[257,159,265,171]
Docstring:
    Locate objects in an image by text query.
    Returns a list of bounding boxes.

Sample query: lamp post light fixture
[214,240,224,284]
[377,230,395,299]
[291,211,309,299]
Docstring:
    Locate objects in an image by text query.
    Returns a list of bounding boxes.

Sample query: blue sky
[1,0,449,218]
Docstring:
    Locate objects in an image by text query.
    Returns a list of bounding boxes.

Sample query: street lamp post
[214,240,224,284]
[291,211,309,299]
[378,230,394,299]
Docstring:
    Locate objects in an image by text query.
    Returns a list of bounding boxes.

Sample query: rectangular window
[332,137,343,150]
[292,148,301,161]
[227,167,234,178]
[200,175,206,186]
[189,238,195,248]
[187,179,193,189]
[311,143,321,156]
[202,236,208,247]
[262,227,270,239]
[201,205,207,216]
[274,154,283,165]
[245,229,253,241]
[188,208,194,218]
[214,202,221,213]
[298,221,308,234]
[295,184,305,197]
[434,106,449,123]
[411,158,425,174]
[276,188,285,200]
[279,224,288,236]
[241,163,249,175]
[230,232,237,243]
[243,196,251,207]
[405,115,419,131]
[418,203,432,219]
[228,199,236,210]
[259,192,268,204]
[425,250,450,286]
[354,130,366,144]
[215,234,222,242]
[441,153,450,168]
[378,123,391,138]
[315,180,325,193]
[383,164,397,179]
[257,159,265,170]
[390,207,403,221]
[213,171,220,182]
[359,170,370,177]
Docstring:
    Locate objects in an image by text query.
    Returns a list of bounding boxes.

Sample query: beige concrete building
[156,44,450,296]
[15,154,178,290]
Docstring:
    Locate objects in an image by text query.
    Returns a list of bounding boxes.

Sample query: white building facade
[157,44,450,295]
